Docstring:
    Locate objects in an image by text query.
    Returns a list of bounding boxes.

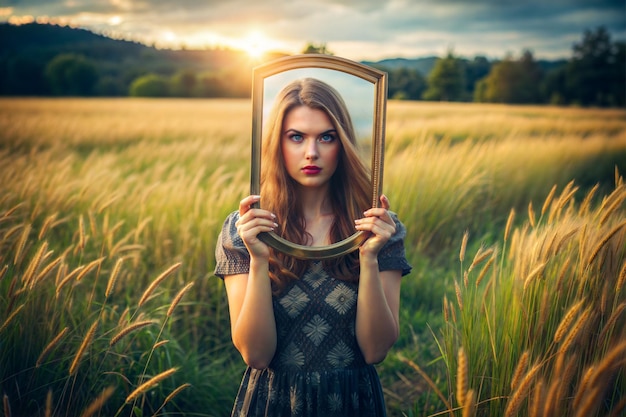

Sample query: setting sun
[239,31,271,59]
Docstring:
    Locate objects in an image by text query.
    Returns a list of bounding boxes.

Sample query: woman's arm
[223,195,278,369]
[354,195,403,363]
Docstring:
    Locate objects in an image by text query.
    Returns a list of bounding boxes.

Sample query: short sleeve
[214,211,250,278]
[377,212,412,276]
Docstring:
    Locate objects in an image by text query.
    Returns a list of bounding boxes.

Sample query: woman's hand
[235,195,277,259]
[354,194,396,257]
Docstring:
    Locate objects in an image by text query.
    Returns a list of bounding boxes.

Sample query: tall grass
[424,173,626,417]
[0,98,624,416]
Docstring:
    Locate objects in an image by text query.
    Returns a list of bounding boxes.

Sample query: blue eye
[289,133,304,142]
[319,133,336,143]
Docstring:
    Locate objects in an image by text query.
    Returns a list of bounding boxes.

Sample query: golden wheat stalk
[460,230,469,262]
[105,258,124,298]
[559,307,593,353]
[125,367,178,403]
[572,365,596,410]
[69,319,98,376]
[45,389,52,417]
[556,358,577,410]
[397,354,452,411]
[616,261,626,296]
[454,280,463,311]
[36,326,69,367]
[154,383,192,414]
[0,304,24,333]
[117,306,130,327]
[109,320,158,347]
[443,295,450,323]
[154,339,170,349]
[3,393,11,417]
[528,201,536,228]
[21,242,51,288]
[553,184,579,219]
[13,223,31,266]
[553,299,585,343]
[78,215,86,250]
[588,340,626,387]
[75,257,104,282]
[79,386,115,417]
[33,256,63,288]
[543,377,557,417]
[475,255,495,287]
[138,262,182,307]
[2,202,24,218]
[468,247,494,273]
[56,265,84,298]
[587,219,626,266]
[38,213,58,240]
[578,184,599,216]
[456,347,468,407]
[523,262,546,290]
[87,210,98,237]
[504,208,515,242]
[529,379,544,417]
[462,389,475,417]
[599,195,625,226]
[504,363,541,417]
[510,351,530,391]
[541,185,557,218]
[167,282,194,317]
[0,264,7,282]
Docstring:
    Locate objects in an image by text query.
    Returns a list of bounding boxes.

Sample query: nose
[305,139,319,160]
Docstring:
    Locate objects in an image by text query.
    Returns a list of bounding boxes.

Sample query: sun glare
[240,31,270,59]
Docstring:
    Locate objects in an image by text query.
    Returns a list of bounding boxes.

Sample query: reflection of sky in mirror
[263,68,374,144]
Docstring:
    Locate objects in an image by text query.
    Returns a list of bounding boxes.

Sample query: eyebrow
[283,128,338,136]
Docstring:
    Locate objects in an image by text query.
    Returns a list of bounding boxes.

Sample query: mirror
[250,54,387,260]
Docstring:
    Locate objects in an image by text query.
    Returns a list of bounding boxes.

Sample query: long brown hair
[260,77,372,290]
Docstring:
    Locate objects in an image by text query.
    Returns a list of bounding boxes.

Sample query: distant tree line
[377,27,624,107]
[0,24,623,107]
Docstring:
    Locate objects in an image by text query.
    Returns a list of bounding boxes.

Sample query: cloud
[1,0,624,59]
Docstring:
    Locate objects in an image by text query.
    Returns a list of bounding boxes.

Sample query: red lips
[302,165,321,175]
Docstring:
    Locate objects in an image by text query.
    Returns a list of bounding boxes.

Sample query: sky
[1,0,625,61]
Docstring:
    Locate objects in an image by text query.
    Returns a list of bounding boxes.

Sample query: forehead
[283,106,334,130]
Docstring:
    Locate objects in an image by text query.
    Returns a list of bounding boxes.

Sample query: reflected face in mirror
[261,77,372,247]
[281,105,341,190]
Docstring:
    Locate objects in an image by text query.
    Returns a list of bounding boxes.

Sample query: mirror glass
[250,54,387,260]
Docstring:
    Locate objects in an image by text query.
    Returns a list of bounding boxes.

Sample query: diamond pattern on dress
[302,261,328,288]
[324,283,356,315]
[279,342,305,369]
[302,314,331,346]
[327,341,354,367]
[279,286,310,318]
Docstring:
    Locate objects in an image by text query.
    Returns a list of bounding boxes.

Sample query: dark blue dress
[215,211,411,417]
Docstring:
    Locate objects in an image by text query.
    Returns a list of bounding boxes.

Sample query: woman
[215,77,411,416]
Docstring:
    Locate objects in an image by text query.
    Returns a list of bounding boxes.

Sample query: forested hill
[1,22,623,107]
[0,22,272,96]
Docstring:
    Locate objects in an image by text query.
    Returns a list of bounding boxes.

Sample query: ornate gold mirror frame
[250,54,387,259]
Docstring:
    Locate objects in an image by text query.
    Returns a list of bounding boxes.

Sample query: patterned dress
[215,211,411,417]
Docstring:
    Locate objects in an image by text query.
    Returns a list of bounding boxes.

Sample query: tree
[128,73,170,97]
[475,50,543,104]
[422,51,465,101]
[44,53,98,96]
[302,42,333,55]
[171,69,197,97]
[565,26,624,106]
[463,56,491,99]
[387,67,426,100]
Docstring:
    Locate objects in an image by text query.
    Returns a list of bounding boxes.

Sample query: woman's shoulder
[214,211,250,278]
[378,211,412,276]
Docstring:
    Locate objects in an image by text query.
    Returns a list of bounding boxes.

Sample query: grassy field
[0,98,625,417]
